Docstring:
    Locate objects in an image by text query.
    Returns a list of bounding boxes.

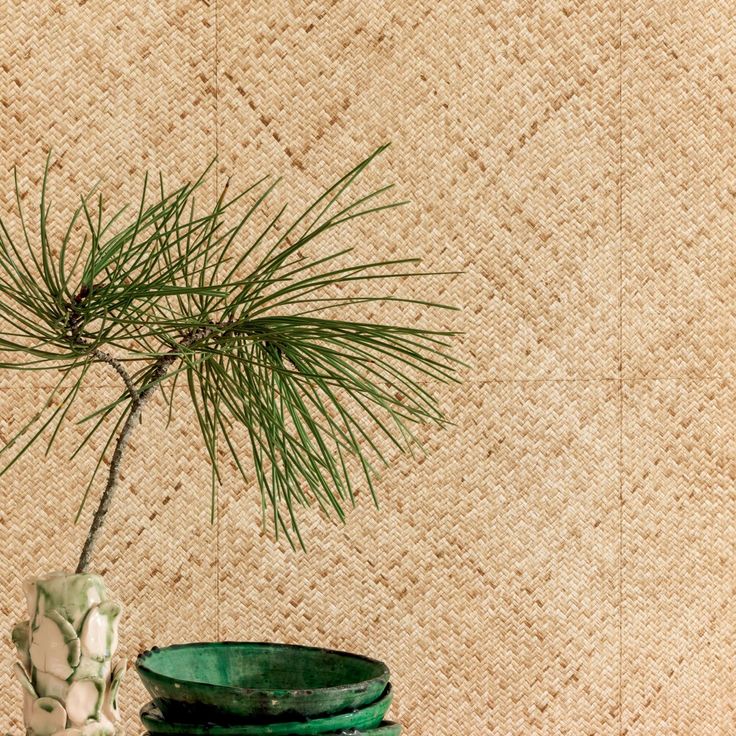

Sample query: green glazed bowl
[135,642,390,722]
[141,724,400,736]
[138,686,393,735]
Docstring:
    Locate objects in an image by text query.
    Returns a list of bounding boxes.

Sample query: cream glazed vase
[11,572,126,736]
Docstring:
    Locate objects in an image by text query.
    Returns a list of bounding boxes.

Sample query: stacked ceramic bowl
[135,642,401,736]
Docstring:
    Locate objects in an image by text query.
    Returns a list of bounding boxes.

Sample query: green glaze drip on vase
[12,572,126,736]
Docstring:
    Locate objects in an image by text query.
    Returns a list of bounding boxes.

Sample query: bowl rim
[135,640,390,698]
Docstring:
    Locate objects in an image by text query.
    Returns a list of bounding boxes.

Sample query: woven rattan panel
[1,1,735,734]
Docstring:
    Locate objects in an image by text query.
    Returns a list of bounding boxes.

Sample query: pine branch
[90,348,140,405]
[0,146,463,566]
[76,348,177,572]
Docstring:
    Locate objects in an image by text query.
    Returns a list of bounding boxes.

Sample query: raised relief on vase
[12,572,125,736]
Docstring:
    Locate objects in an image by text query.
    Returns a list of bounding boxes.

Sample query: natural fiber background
[1,1,735,734]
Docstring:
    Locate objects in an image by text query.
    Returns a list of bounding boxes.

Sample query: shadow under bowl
[135,641,390,722]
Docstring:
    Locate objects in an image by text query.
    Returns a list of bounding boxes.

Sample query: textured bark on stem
[75,352,178,573]
[91,348,140,404]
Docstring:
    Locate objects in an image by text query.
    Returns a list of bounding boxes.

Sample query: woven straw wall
[1,1,734,734]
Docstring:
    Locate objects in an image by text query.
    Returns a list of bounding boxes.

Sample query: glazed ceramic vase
[11,572,126,736]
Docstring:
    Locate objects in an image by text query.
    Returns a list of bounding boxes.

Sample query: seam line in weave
[214,0,221,644]
[618,0,624,733]
[9,375,735,392]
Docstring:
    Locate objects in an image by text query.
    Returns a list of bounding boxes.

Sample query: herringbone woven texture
[1,1,735,735]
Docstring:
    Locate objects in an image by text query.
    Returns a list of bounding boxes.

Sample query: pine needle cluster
[0,146,461,571]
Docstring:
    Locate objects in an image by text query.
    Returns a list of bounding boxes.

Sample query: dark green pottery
[135,642,390,722]
[141,724,401,736]
[138,687,393,735]
[328,723,401,736]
